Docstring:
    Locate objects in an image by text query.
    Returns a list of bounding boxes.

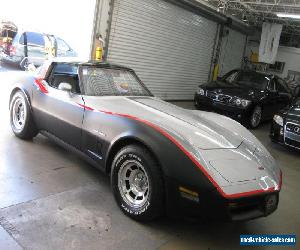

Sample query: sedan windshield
[224,71,269,90]
[80,66,152,97]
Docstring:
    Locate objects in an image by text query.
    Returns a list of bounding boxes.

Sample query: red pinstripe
[77,103,283,199]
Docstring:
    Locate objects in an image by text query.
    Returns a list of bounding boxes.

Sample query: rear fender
[9,86,32,110]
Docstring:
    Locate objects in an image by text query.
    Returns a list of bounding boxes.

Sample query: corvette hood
[84,96,263,150]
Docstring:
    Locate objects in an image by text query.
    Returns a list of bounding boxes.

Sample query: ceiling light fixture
[277,13,300,19]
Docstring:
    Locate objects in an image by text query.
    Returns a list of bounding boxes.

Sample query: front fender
[99,112,215,193]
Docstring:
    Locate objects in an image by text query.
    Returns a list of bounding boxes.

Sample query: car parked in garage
[9,59,282,221]
[270,86,300,150]
[194,70,293,128]
[0,31,77,69]
[0,20,17,49]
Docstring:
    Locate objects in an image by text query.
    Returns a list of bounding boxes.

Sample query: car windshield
[80,66,152,97]
[224,71,269,90]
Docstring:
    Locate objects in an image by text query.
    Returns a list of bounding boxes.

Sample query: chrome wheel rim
[118,160,150,208]
[251,106,262,127]
[12,96,26,131]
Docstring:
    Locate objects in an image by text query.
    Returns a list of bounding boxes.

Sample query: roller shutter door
[219,28,246,76]
[107,0,217,100]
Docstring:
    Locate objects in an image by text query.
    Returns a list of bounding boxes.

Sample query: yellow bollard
[96,47,103,61]
[212,64,219,81]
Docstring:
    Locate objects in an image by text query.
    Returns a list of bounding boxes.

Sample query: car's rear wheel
[19,57,28,71]
[249,105,262,129]
[111,144,164,221]
[10,90,38,140]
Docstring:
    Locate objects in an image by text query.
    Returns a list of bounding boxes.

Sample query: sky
[0,0,96,59]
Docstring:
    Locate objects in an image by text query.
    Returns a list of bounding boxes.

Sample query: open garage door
[219,28,246,76]
[107,0,218,100]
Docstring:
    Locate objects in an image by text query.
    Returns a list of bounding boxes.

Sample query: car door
[33,63,84,147]
[263,79,279,119]
[25,32,47,66]
[276,78,292,110]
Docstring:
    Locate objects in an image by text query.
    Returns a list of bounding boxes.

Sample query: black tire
[194,99,200,109]
[10,90,38,140]
[111,144,164,221]
[19,58,28,71]
[249,105,262,129]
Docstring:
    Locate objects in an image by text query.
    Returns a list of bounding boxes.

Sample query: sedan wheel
[250,106,262,128]
[111,144,164,221]
[19,58,29,71]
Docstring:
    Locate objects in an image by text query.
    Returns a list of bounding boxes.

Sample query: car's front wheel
[111,144,164,221]
[10,90,38,139]
[249,105,262,129]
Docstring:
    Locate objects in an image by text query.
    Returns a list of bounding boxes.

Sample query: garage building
[92,0,249,100]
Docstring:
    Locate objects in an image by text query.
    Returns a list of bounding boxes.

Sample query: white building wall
[246,42,300,78]
[276,47,300,77]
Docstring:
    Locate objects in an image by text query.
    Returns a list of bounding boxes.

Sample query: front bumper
[165,176,279,221]
[270,120,300,150]
[194,94,250,124]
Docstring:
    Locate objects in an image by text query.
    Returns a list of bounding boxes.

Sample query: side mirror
[58,82,72,92]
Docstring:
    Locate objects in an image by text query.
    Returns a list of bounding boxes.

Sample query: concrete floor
[0,62,299,250]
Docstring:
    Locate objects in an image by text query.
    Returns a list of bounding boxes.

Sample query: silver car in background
[0,31,77,69]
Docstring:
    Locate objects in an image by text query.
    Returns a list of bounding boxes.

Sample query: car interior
[47,64,80,94]
[49,74,80,93]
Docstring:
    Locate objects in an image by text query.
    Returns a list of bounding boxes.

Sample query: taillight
[9,45,16,55]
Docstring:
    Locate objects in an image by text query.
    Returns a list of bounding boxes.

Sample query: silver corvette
[9,59,282,221]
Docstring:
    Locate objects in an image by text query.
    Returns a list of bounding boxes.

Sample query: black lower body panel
[164,176,279,221]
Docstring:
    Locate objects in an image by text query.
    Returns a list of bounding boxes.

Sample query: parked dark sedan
[194,70,292,128]
[270,87,300,150]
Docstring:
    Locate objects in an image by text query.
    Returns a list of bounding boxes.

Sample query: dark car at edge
[270,87,300,150]
[194,70,292,128]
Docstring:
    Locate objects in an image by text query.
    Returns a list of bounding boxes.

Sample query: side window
[57,38,71,52]
[26,32,45,47]
[48,63,80,93]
